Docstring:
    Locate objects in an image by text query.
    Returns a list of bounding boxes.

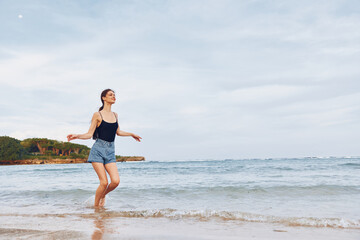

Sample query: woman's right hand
[67,134,78,142]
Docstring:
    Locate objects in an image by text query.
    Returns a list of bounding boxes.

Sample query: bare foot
[99,196,106,207]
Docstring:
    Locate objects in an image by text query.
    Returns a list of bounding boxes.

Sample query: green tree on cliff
[0,136,92,161]
[20,138,38,152]
[20,138,90,157]
[0,136,27,161]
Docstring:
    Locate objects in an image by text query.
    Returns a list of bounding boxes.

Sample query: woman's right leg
[91,162,108,207]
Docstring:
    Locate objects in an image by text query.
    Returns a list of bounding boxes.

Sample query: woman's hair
[99,88,115,111]
[93,88,115,140]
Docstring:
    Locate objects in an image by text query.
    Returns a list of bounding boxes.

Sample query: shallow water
[0,157,359,229]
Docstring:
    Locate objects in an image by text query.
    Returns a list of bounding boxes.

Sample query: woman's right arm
[67,112,99,141]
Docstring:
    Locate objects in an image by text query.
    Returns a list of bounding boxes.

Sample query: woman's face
[103,91,116,104]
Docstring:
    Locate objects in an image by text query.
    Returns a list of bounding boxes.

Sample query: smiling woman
[66,88,142,208]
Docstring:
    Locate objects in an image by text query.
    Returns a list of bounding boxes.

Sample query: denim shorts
[87,138,117,165]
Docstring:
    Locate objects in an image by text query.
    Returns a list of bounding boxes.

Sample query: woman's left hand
[132,134,142,142]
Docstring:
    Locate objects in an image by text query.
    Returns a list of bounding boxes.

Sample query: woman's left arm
[116,128,142,142]
[115,113,142,142]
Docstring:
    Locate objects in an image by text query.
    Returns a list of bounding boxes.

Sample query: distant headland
[0,136,145,165]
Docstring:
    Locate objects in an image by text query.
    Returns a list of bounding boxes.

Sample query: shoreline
[0,156,145,165]
[0,214,359,240]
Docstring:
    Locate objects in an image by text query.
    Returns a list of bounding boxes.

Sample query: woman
[67,89,142,208]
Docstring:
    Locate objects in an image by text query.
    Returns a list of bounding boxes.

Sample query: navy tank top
[96,111,119,142]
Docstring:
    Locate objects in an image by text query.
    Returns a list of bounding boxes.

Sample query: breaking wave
[1,209,359,229]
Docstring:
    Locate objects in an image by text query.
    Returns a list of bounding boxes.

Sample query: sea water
[0,157,359,230]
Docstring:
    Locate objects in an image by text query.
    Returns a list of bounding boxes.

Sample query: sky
[0,0,360,161]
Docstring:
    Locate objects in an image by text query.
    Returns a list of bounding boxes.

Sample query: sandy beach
[0,213,359,240]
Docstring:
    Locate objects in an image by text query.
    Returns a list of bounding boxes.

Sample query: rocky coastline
[0,156,145,165]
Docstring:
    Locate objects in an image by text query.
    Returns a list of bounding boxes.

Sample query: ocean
[0,157,359,239]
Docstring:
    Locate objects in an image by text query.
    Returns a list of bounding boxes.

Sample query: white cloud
[0,0,360,160]
[217,85,308,105]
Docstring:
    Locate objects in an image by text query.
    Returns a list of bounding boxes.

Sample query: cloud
[216,85,308,105]
[0,0,360,160]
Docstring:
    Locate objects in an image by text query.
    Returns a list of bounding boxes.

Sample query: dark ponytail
[93,88,115,140]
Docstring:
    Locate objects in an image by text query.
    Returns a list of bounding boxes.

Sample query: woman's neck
[102,103,112,112]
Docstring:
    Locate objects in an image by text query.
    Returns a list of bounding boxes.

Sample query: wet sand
[1,213,359,240]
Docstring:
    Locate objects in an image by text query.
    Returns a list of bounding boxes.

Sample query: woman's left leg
[100,162,120,199]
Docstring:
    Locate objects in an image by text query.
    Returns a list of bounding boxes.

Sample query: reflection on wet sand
[91,207,106,240]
